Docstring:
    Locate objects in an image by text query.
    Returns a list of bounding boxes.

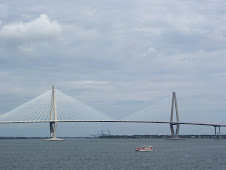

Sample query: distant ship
[135,146,154,152]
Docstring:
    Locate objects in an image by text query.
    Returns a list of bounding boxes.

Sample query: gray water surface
[0,138,226,169]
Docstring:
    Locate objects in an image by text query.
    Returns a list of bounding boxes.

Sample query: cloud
[0,14,61,42]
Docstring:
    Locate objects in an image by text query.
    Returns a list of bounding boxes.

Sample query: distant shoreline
[0,135,225,139]
[98,134,226,139]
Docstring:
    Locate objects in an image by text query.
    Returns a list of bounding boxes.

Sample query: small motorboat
[135,146,154,152]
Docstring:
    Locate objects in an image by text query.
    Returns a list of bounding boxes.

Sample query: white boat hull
[136,149,153,152]
[135,147,154,151]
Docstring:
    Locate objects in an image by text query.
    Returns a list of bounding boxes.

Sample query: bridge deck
[0,120,225,127]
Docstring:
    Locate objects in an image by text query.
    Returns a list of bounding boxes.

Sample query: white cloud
[0,14,61,42]
[140,47,158,59]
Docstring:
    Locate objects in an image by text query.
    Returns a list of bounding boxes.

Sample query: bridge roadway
[0,120,226,127]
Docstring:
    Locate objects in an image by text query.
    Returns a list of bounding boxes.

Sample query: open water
[0,138,226,169]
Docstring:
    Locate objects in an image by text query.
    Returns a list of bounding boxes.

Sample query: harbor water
[0,138,226,169]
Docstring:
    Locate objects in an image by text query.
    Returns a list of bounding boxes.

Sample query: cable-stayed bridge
[0,86,225,140]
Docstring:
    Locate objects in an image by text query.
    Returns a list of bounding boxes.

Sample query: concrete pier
[214,126,221,140]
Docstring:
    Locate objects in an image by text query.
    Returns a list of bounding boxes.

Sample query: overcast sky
[0,0,226,136]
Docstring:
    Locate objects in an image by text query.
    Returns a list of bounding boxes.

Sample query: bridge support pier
[50,122,57,138]
[214,126,221,140]
[45,86,63,141]
[170,123,180,139]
